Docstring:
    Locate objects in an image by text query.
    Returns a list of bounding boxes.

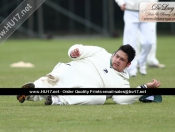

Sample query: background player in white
[115,0,165,77]
[17,44,161,105]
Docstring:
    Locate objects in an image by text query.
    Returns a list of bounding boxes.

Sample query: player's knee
[46,74,59,85]
[34,74,59,88]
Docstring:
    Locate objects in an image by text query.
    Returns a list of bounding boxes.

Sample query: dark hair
[114,44,136,63]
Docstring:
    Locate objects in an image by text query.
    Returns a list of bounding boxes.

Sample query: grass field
[0,36,175,132]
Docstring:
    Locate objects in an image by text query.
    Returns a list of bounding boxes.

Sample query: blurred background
[0,0,174,39]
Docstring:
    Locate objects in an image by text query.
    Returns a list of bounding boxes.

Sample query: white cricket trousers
[51,95,142,105]
[137,23,159,65]
[26,94,142,105]
[123,10,155,74]
[146,23,159,65]
[26,95,106,105]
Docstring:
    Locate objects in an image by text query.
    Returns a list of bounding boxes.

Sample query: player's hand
[120,4,126,11]
[146,79,161,88]
[70,48,81,58]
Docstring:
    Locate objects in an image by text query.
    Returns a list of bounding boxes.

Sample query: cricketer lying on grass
[17,44,162,105]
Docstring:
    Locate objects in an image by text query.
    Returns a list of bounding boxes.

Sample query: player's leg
[112,95,142,104]
[17,63,78,103]
[45,95,106,105]
[146,22,159,65]
[16,75,57,103]
[16,63,63,103]
[138,22,155,75]
[123,11,139,76]
[17,70,61,103]
[17,82,49,103]
[44,83,106,105]
[17,75,82,104]
[147,23,165,68]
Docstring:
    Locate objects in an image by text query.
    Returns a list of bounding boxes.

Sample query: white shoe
[139,66,147,75]
[148,63,165,68]
[129,71,137,77]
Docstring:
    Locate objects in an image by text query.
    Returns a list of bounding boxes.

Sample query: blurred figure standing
[115,0,165,77]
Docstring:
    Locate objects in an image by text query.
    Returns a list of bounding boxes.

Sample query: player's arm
[138,79,161,88]
[120,79,161,88]
[68,44,103,60]
[115,0,126,11]
[111,79,161,104]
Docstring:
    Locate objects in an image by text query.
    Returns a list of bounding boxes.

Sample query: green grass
[0,96,175,132]
[0,36,175,132]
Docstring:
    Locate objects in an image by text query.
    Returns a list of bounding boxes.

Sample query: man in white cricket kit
[17,44,161,105]
[115,0,165,77]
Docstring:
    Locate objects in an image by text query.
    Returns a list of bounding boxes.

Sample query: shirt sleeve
[120,81,147,88]
[68,44,104,60]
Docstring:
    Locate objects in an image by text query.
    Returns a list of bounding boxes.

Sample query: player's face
[112,50,131,72]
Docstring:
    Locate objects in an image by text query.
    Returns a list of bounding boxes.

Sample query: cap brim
[139,95,162,103]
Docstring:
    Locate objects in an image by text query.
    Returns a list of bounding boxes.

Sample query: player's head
[111,44,136,72]
[116,44,136,63]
